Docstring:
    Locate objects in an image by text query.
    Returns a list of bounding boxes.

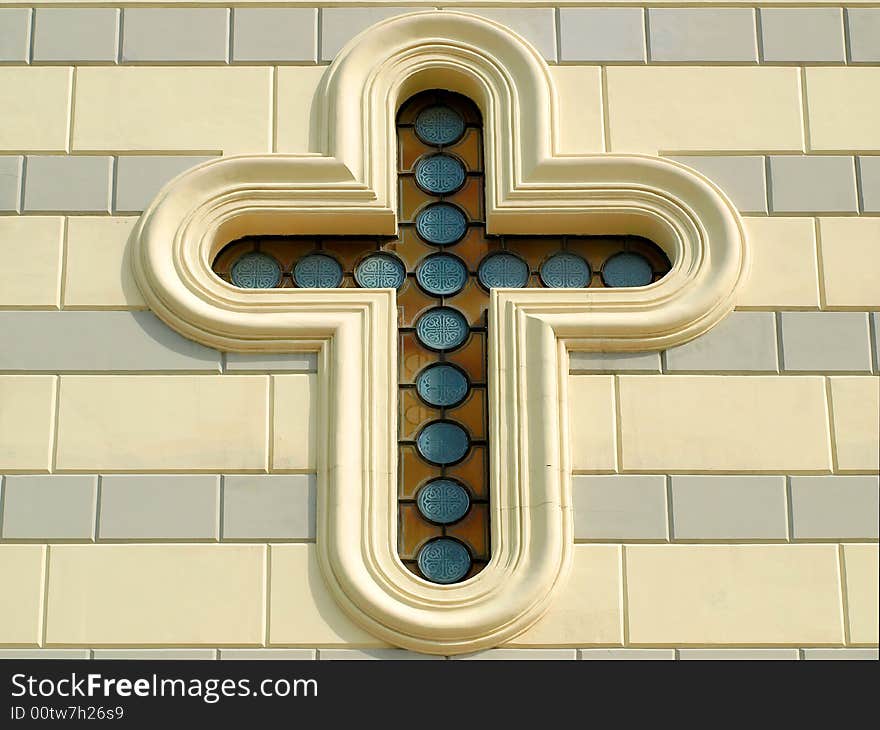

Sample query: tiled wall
[0,2,877,658]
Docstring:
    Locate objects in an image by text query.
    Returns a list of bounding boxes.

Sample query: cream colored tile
[269,544,387,647]
[0,376,56,471]
[275,66,325,153]
[64,217,144,308]
[738,217,819,309]
[843,544,879,645]
[45,545,265,645]
[0,217,63,308]
[273,374,317,471]
[56,375,269,471]
[626,545,844,645]
[818,218,880,309]
[569,375,617,472]
[73,67,272,155]
[0,68,71,152]
[0,546,46,646]
[548,66,603,153]
[606,67,803,154]
[618,376,831,471]
[506,545,622,646]
[806,68,880,151]
[829,377,880,472]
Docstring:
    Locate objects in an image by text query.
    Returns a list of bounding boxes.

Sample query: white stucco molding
[132,10,748,654]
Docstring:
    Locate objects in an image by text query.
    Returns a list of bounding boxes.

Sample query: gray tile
[93,649,218,660]
[24,156,112,213]
[225,352,318,372]
[220,649,317,660]
[0,650,91,659]
[665,312,777,372]
[558,8,645,62]
[453,649,577,660]
[222,474,315,540]
[33,8,119,63]
[0,8,31,62]
[760,9,845,63]
[847,8,880,63]
[679,649,799,660]
[859,156,880,213]
[318,649,441,660]
[463,8,557,61]
[0,311,221,372]
[790,476,879,540]
[648,8,757,62]
[0,156,22,213]
[802,648,879,660]
[1,475,97,540]
[579,649,674,660]
[232,8,317,63]
[569,351,661,373]
[115,156,215,213]
[769,156,858,214]
[669,156,767,214]
[670,476,788,541]
[99,475,220,540]
[572,475,667,540]
[780,312,872,372]
[122,8,229,63]
[320,7,423,62]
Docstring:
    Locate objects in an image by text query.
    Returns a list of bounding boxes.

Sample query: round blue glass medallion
[415,307,469,351]
[416,363,469,408]
[414,105,466,146]
[417,538,472,584]
[415,254,468,296]
[414,154,466,195]
[416,421,470,465]
[354,254,406,289]
[602,252,653,288]
[415,204,467,246]
[230,252,282,289]
[293,254,343,288]
[540,252,591,288]
[477,253,529,289]
[417,479,471,525]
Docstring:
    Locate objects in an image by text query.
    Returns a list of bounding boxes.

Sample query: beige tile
[46,545,265,645]
[269,544,387,647]
[829,377,880,472]
[606,67,803,154]
[506,545,622,646]
[73,67,272,155]
[0,376,56,471]
[0,546,46,646]
[273,374,317,471]
[0,217,63,308]
[626,545,844,645]
[0,68,72,152]
[569,375,617,472]
[56,375,269,471]
[843,544,879,645]
[618,376,831,471]
[64,217,145,308]
[818,218,880,309]
[275,66,325,153]
[738,217,820,309]
[548,66,603,153]
[806,68,880,151]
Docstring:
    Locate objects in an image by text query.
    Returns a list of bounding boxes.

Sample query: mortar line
[50,375,61,473]
[599,66,611,154]
[754,8,765,63]
[554,7,562,64]
[117,8,124,65]
[824,376,840,474]
[27,7,36,64]
[93,473,102,542]
[18,155,28,214]
[67,67,77,154]
[620,545,629,646]
[0,476,6,537]
[316,8,323,64]
[40,545,51,647]
[842,8,852,65]
[774,311,785,372]
[813,217,828,311]
[227,8,234,64]
[612,375,623,473]
[264,544,272,647]
[837,543,851,645]
[217,474,225,541]
[643,8,652,63]
[799,66,811,153]
[664,474,674,542]
[784,474,794,542]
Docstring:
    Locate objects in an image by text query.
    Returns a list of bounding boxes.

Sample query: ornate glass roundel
[416,363,469,408]
[415,307,469,351]
[477,253,529,289]
[417,479,471,525]
[602,252,653,288]
[540,252,591,288]
[354,253,406,289]
[417,538,472,584]
[416,421,470,465]
[414,105,466,146]
[230,252,282,289]
[415,154,466,195]
[293,254,343,288]
[415,254,468,296]
[415,204,467,246]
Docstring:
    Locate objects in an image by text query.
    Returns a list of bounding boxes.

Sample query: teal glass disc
[230,252,282,289]
[417,538,472,584]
